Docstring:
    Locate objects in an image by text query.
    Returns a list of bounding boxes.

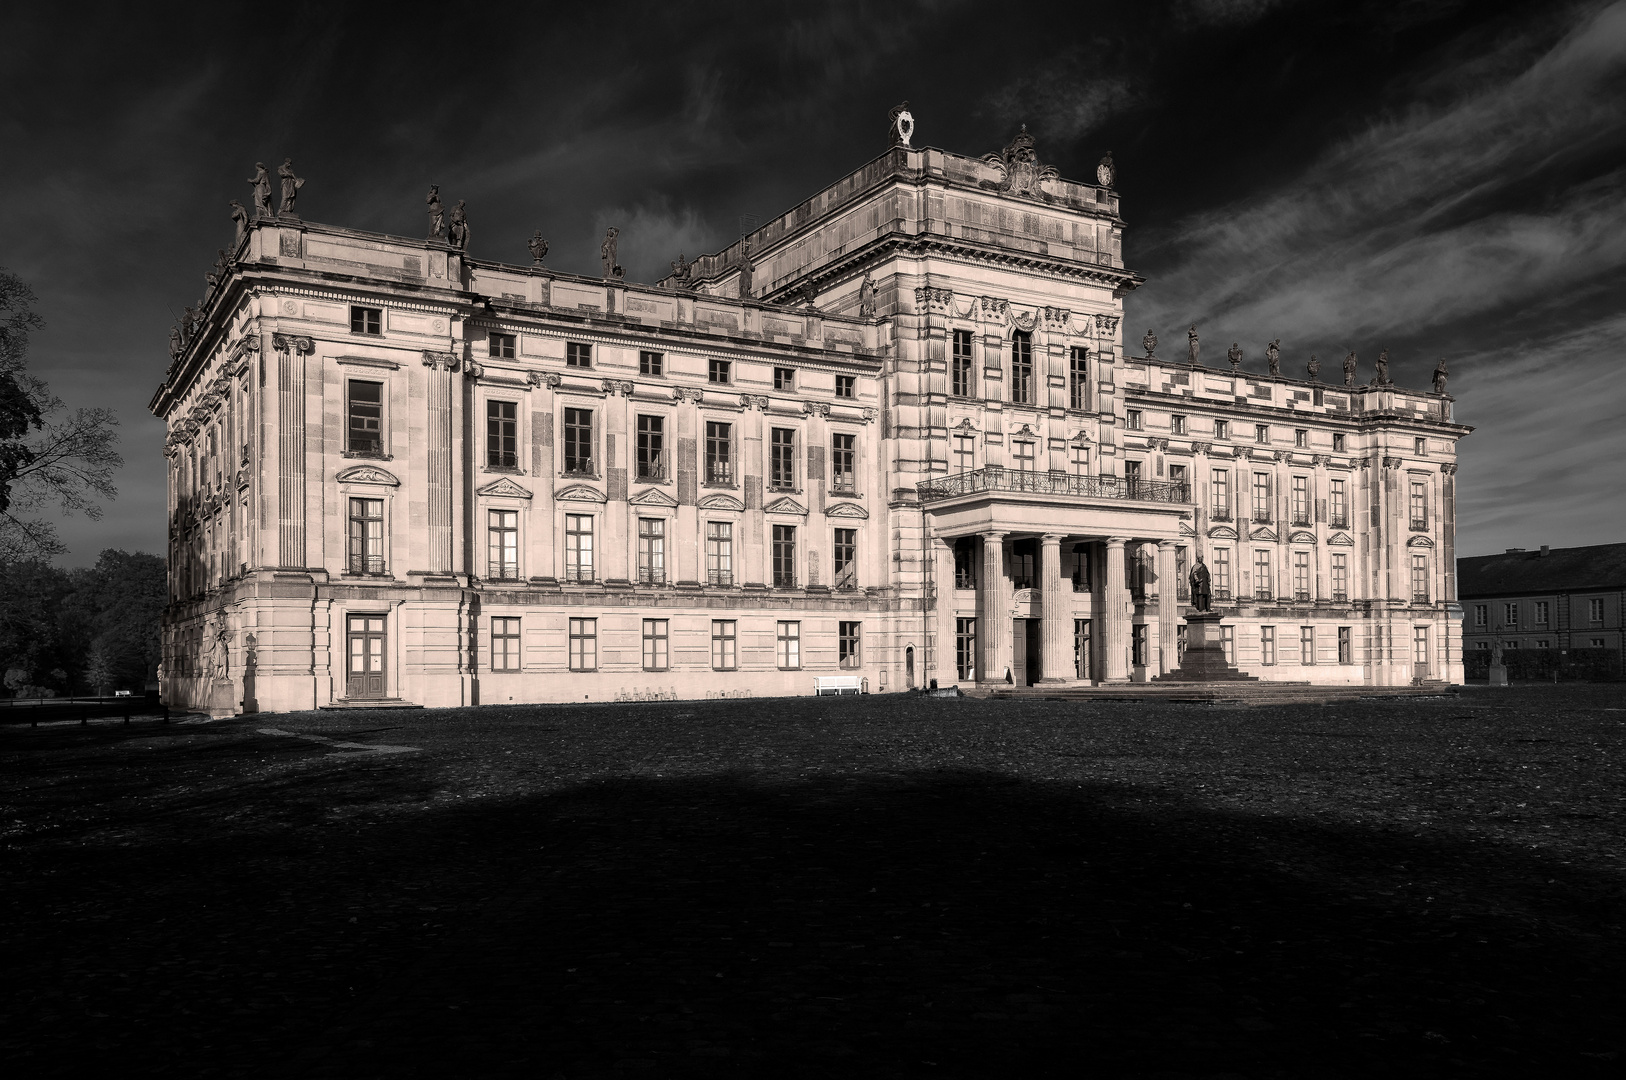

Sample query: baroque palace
[154,122,1471,714]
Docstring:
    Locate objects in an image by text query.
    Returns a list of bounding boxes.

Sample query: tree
[0,269,122,564]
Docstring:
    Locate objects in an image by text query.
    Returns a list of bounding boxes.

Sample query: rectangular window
[1074,619,1092,680]
[347,380,383,455]
[771,524,796,587]
[1126,409,1143,431]
[1294,428,1308,448]
[1214,418,1229,441]
[835,374,856,399]
[350,305,381,335]
[568,618,597,671]
[1505,602,1518,627]
[1255,424,1270,445]
[1333,433,1347,452]
[1330,479,1347,527]
[705,521,733,586]
[1300,625,1315,664]
[776,621,801,669]
[642,619,669,671]
[954,537,977,590]
[708,357,731,385]
[637,517,665,584]
[1534,601,1549,626]
[491,617,521,671]
[1591,637,1606,648]
[1212,548,1232,600]
[833,528,857,589]
[1254,549,1272,600]
[635,414,665,481]
[1210,468,1231,521]
[1261,625,1276,665]
[831,432,856,491]
[489,332,516,359]
[348,497,384,574]
[1293,550,1311,600]
[1474,604,1487,627]
[640,350,663,376]
[838,621,862,669]
[1069,445,1089,476]
[711,620,736,670]
[1222,625,1235,665]
[1171,414,1187,435]
[1069,347,1089,410]
[488,509,519,580]
[956,618,977,680]
[1536,639,1550,649]
[487,400,518,468]
[1169,463,1188,500]
[1175,546,1188,600]
[705,421,733,484]
[952,330,974,397]
[1332,553,1348,601]
[1071,543,1091,591]
[1415,437,1427,456]
[1132,624,1148,668]
[1010,331,1033,404]
[952,435,976,473]
[770,428,797,490]
[1338,626,1352,664]
[1409,480,1428,530]
[1013,440,1036,472]
[1291,475,1309,524]
[1413,626,1429,672]
[1251,472,1271,522]
[774,366,794,391]
[563,408,593,475]
[565,514,594,582]
[566,341,592,368]
[1590,598,1605,623]
[1411,554,1429,602]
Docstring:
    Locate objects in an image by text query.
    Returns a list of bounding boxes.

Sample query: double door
[346,614,386,699]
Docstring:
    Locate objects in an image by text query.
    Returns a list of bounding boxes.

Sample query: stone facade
[152,137,1471,714]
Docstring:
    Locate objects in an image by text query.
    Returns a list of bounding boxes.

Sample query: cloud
[983,68,1140,144]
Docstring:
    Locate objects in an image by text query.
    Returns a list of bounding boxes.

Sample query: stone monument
[1142,328,1157,357]
[1152,554,1257,683]
[1488,641,1508,686]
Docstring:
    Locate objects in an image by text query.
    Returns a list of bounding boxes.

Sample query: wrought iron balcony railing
[1252,510,1273,523]
[955,571,976,590]
[707,569,734,587]
[489,565,521,581]
[916,467,1190,504]
[348,554,386,574]
[565,565,593,583]
[706,461,734,485]
[637,566,666,585]
[1330,515,1349,528]
[1210,508,1232,522]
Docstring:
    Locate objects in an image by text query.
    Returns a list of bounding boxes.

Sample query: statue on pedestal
[1266,339,1281,376]
[670,252,691,284]
[1307,353,1321,381]
[1142,329,1157,357]
[1344,351,1357,386]
[426,186,445,239]
[858,273,877,317]
[1188,554,1212,612]
[528,230,549,265]
[229,199,249,244]
[248,162,273,219]
[448,200,470,251]
[1432,357,1449,394]
[1374,348,1390,385]
[1227,341,1243,372]
[277,158,303,217]
[601,226,620,279]
[1187,325,1200,364]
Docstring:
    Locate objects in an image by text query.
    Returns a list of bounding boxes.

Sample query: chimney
[1506,548,1525,554]
[1540,545,1550,556]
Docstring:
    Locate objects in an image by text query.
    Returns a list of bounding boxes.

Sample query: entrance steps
[964,681,1456,706]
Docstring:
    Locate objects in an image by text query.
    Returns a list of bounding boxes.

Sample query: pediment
[1178,520,1197,536]
[698,493,744,512]
[1249,525,1278,541]
[1207,525,1239,540]
[336,465,400,486]
[1327,532,1354,546]
[555,483,607,503]
[824,501,869,519]
[1288,530,1317,545]
[476,477,533,500]
[764,496,809,516]
[629,486,678,507]
[1407,534,1435,547]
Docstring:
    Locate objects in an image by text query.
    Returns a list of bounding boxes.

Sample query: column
[1038,534,1070,684]
[273,334,311,569]
[1102,537,1130,682]
[933,536,959,686]
[422,350,456,573]
[1156,539,1179,676]
[980,531,1009,683]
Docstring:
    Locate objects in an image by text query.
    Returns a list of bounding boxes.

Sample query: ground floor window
[492,617,521,671]
[1132,624,1148,668]
[1074,619,1091,680]
[569,618,597,671]
[1300,625,1315,665]
[838,621,862,669]
[1177,624,1187,663]
[956,618,976,680]
[1414,626,1430,672]
[777,621,801,669]
[642,619,668,671]
[1338,626,1352,664]
[712,620,736,670]
[1222,625,1234,665]
[1260,625,1276,665]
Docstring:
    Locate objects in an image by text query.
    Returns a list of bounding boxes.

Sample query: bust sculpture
[1188,555,1212,612]
[277,158,303,217]
[888,101,914,147]
[1306,353,1320,381]
[448,200,470,251]
[426,185,445,238]
[1265,338,1281,376]
[1227,341,1242,371]
[1142,329,1157,357]
[1343,351,1357,386]
[528,230,549,265]
[601,226,620,278]
[1097,151,1115,187]
[1187,326,1200,364]
[1432,357,1449,394]
[248,162,273,219]
[1374,348,1390,385]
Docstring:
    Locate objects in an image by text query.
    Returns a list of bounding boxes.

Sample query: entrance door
[905,645,915,689]
[347,614,387,698]
[1024,619,1043,686]
[1074,619,1092,682]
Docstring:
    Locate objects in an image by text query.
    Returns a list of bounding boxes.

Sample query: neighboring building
[153,125,1471,714]
[1459,543,1626,665]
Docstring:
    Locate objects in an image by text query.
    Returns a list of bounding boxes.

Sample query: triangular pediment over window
[698,493,744,512]
[336,465,400,486]
[1178,520,1197,536]
[476,477,533,499]
[824,501,868,519]
[1250,525,1278,541]
[764,496,809,516]
[629,487,679,507]
[1327,532,1354,546]
[555,483,607,503]
[1207,525,1239,539]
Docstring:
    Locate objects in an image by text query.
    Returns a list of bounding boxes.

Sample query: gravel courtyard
[3,684,1623,1078]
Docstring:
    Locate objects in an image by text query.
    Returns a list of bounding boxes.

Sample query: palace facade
[153,129,1471,714]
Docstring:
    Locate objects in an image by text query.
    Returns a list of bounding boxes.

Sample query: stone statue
[738,254,753,298]
[201,616,228,681]
[1187,326,1200,364]
[229,199,249,244]
[182,305,198,339]
[426,185,445,239]
[1306,353,1320,381]
[1188,554,1212,612]
[1142,329,1157,356]
[670,252,690,283]
[1265,338,1281,376]
[1097,151,1116,187]
[888,101,914,147]
[1491,641,1504,666]
[1227,342,1243,372]
[448,200,469,251]
[1432,357,1449,394]
[277,158,303,216]
[1343,351,1357,386]
[858,273,877,317]
[528,230,548,265]
[1374,348,1390,385]
[169,324,183,360]
[601,226,620,278]
[248,162,273,219]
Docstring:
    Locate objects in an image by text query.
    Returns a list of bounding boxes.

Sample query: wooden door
[347,615,387,698]
[1025,619,1042,685]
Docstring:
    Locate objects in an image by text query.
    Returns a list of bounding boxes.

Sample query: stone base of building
[1153,612,1257,683]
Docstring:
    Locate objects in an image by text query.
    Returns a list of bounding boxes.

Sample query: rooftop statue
[1142,328,1157,357]
[601,226,620,279]
[1097,150,1115,188]
[1432,357,1449,394]
[1374,348,1390,385]
[426,186,445,239]
[248,162,273,220]
[858,272,877,317]
[1343,351,1357,386]
[448,200,470,251]
[528,230,549,265]
[169,324,183,360]
[1188,554,1212,612]
[277,158,303,217]
[670,252,691,285]
[1228,341,1245,372]
[981,125,1059,200]
[1187,326,1200,364]
[1265,338,1281,376]
[229,199,248,244]
[1307,353,1320,381]
[888,101,914,147]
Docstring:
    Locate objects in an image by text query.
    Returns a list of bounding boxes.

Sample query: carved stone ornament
[764,496,809,517]
[824,501,870,519]
[601,379,634,397]
[697,493,744,512]
[1071,429,1091,444]
[979,296,1010,321]
[272,333,315,355]
[1043,307,1072,330]
[1382,456,1403,471]
[1013,423,1036,437]
[1151,437,1169,451]
[980,125,1059,200]
[421,350,461,372]
[526,370,561,388]
[555,484,608,503]
[1094,314,1121,335]
[465,361,485,379]
[1440,462,1458,475]
[1192,441,1210,455]
[1008,307,1038,333]
[673,386,705,404]
[802,401,832,418]
[1327,532,1354,546]
[739,394,769,411]
[889,101,915,147]
[1096,151,1116,188]
[335,464,401,486]
[629,487,679,507]
[954,418,978,432]
[860,406,877,424]
[915,286,953,315]
[1357,457,1372,470]
[527,230,549,265]
[476,477,533,500]
[1142,329,1157,356]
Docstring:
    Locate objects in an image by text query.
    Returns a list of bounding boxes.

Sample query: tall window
[956,618,977,680]
[835,374,855,398]
[1212,547,1232,599]
[1293,550,1310,600]
[640,350,663,376]
[1260,625,1276,665]
[492,617,521,671]
[1210,468,1231,520]
[952,330,974,397]
[1253,549,1272,599]
[774,366,794,390]
[1221,625,1235,665]
[776,621,801,669]
[565,514,594,582]
[642,619,668,671]
[1590,598,1605,623]
[1013,440,1036,472]
[636,415,665,480]
[1294,428,1308,449]
[1413,626,1430,672]
[770,428,796,490]
[568,618,597,670]
[1169,464,1188,500]
[487,400,518,468]
[637,517,665,584]
[838,621,862,669]
[831,432,856,491]
[1414,437,1427,456]
[1132,624,1148,668]
[705,421,732,484]
[563,408,593,475]
[1504,602,1518,627]
[833,528,857,589]
[1291,475,1309,524]
[1333,433,1347,452]
[708,357,731,385]
[954,538,977,589]
[566,341,592,368]
[1214,418,1229,440]
[1251,472,1271,521]
[711,620,736,670]
[1411,553,1429,602]
[772,524,796,587]
[1300,626,1315,664]
[348,498,384,574]
[1338,626,1352,664]
[350,305,381,335]
[706,521,733,585]
[1069,347,1088,410]
[488,510,519,580]
[1534,601,1550,626]
[1069,445,1088,476]
[1473,604,1487,627]
[952,435,976,473]
[1126,409,1143,431]
[1071,543,1091,591]
[1175,546,1189,599]
[347,380,383,454]
[1010,331,1033,404]
[1330,478,1347,527]
[1331,553,1348,601]
[1409,480,1428,529]
[1125,459,1142,496]
[1172,415,1187,435]
[489,332,516,359]
[1073,619,1091,680]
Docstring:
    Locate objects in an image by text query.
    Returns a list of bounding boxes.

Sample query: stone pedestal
[207,678,238,718]
[1152,611,1256,682]
[1488,662,1508,687]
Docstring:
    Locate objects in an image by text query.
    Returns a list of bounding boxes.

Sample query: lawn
[2,685,1624,1078]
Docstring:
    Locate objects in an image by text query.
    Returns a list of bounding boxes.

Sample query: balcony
[955,570,976,590]
[637,566,666,586]
[707,569,734,587]
[917,468,1190,504]
[1413,591,1430,603]
[1213,587,1233,601]
[564,565,594,584]
[1332,590,1349,602]
[1254,587,1273,600]
[489,565,521,582]
[348,554,386,575]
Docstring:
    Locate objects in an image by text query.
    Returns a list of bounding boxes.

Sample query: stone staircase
[964,681,1458,706]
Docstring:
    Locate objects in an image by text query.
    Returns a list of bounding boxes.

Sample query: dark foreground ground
[2,685,1624,1079]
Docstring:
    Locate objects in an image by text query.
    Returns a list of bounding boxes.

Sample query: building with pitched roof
[1459,543,1626,672]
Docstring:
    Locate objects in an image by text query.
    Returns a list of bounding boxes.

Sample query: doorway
[346,614,387,699]
[905,645,915,689]
[1011,618,1042,686]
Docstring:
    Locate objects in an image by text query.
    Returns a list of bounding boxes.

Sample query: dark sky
[3,0,1623,564]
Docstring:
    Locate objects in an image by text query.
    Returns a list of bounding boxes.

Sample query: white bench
[813,675,864,696]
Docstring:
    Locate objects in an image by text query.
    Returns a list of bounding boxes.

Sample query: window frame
[347,496,386,575]
[1293,549,1311,600]
[635,413,666,482]
[771,523,796,588]
[832,527,858,590]
[776,621,801,670]
[1300,625,1315,665]
[350,305,382,336]
[1253,548,1273,600]
[1333,433,1347,452]
[1331,552,1349,602]
[705,520,734,587]
[491,616,521,671]
[636,516,667,585]
[773,366,795,391]
[487,508,520,581]
[708,357,732,385]
[830,431,857,492]
[1010,331,1034,405]
[769,427,798,491]
[1337,626,1352,665]
[1210,468,1231,521]
[955,617,977,680]
[568,617,598,671]
[486,398,519,470]
[952,330,975,398]
[564,513,595,583]
[1068,347,1089,410]
[566,341,593,368]
[704,420,734,486]
[562,406,595,476]
[834,374,856,399]
[838,620,863,670]
[642,618,669,671]
[1260,625,1276,665]
[488,331,516,359]
[711,619,737,670]
[639,350,664,376]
